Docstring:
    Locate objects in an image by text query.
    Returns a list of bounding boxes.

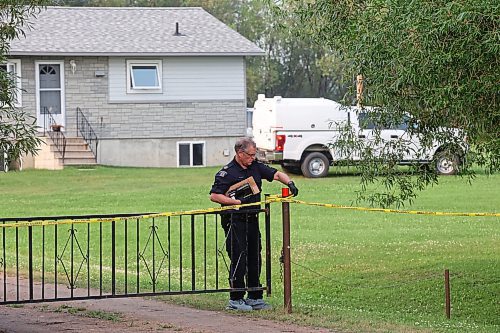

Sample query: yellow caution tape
[0,195,497,229]
[275,197,500,217]
[0,201,268,229]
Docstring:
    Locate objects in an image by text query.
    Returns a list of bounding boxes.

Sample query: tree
[53,0,348,106]
[0,1,48,168]
[241,0,347,105]
[273,0,499,207]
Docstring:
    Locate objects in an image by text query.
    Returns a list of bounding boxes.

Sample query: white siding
[109,56,245,102]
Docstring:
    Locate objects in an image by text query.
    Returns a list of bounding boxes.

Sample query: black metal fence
[0,204,272,305]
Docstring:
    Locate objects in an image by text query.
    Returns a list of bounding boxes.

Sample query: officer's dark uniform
[210,158,277,301]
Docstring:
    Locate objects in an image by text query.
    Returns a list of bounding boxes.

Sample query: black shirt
[210,158,277,206]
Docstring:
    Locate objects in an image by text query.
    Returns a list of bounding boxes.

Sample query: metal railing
[0,205,271,305]
[42,107,66,162]
[76,107,98,162]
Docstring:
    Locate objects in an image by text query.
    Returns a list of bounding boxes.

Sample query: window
[1,59,22,107]
[358,112,376,129]
[177,142,205,167]
[389,115,410,131]
[126,60,162,93]
[358,112,412,130]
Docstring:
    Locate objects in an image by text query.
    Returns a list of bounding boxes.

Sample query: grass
[0,166,499,333]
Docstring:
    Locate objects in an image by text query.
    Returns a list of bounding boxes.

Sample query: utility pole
[356,74,364,107]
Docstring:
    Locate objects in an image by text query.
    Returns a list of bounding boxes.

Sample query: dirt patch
[0,298,337,333]
[0,277,336,333]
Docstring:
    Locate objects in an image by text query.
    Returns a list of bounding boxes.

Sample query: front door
[36,61,65,131]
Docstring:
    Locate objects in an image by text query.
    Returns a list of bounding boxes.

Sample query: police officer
[209,137,299,311]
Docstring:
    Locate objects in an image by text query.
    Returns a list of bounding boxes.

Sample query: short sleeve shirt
[210,158,277,206]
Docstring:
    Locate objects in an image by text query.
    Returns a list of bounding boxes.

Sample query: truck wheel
[435,151,459,175]
[301,152,329,178]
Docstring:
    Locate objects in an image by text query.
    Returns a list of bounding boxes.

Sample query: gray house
[7,6,263,168]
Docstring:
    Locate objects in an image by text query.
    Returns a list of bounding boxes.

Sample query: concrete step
[66,137,93,144]
[45,140,88,151]
[60,137,96,166]
[34,136,97,169]
[63,157,97,165]
[64,144,91,152]
[64,151,95,159]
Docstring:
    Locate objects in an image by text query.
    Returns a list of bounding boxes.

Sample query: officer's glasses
[240,150,256,158]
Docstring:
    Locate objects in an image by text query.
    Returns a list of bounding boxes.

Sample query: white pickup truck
[252,94,464,178]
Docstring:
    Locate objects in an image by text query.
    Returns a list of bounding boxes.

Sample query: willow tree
[274,0,499,206]
[0,1,48,168]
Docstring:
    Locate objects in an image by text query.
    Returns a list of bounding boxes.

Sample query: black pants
[221,212,262,300]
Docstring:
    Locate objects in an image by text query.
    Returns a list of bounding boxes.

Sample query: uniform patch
[217,170,228,177]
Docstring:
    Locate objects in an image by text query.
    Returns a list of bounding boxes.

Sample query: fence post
[191,215,196,291]
[445,269,451,319]
[265,194,271,296]
[70,223,74,298]
[28,226,33,301]
[281,188,292,313]
[111,220,116,295]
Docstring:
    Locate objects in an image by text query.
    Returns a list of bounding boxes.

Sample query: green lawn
[1,166,499,333]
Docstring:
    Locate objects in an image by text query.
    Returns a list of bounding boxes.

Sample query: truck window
[358,112,376,129]
[359,112,411,131]
[387,115,410,130]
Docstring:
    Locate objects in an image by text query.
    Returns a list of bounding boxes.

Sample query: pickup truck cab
[252,95,464,177]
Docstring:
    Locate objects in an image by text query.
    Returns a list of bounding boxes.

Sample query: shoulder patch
[217,170,228,177]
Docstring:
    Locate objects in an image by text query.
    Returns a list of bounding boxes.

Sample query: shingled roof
[9,6,264,56]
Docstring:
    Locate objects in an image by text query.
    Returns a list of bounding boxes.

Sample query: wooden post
[281,187,292,313]
[445,269,451,319]
[356,74,364,107]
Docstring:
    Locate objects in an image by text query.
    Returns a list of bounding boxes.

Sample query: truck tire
[435,151,459,175]
[301,152,329,178]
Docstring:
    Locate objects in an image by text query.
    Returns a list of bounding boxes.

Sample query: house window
[177,142,205,167]
[126,60,162,93]
[0,59,22,107]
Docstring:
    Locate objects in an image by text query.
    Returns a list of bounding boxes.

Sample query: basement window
[126,60,162,93]
[177,142,205,167]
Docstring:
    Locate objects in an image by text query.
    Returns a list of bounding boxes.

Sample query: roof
[8,6,264,56]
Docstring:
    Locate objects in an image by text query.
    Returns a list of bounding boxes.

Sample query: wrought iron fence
[0,204,271,305]
[76,107,98,162]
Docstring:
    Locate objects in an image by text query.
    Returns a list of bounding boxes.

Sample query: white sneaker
[226,299,253,311]
[245,298,272,310]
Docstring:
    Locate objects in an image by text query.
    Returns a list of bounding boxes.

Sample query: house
[7,6,263,169]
